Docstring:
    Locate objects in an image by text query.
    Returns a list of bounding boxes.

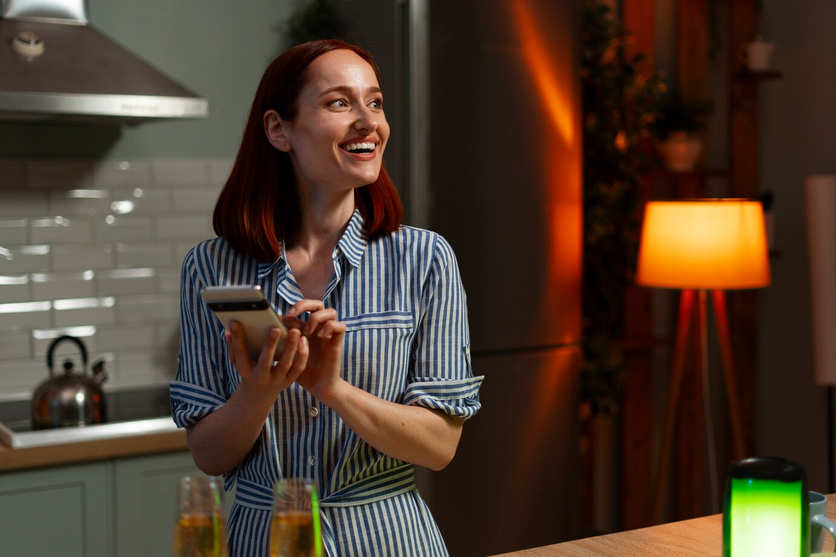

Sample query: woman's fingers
[273,328,302,372]
[314,318,347,340]
[227,321,252,366]
[286,299,324,317]
[286,335,309,382]
[304,308,338,335]
[255,325,284,372]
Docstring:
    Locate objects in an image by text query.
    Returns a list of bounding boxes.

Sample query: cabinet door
[114,451,236,557]
[0,461,113,557]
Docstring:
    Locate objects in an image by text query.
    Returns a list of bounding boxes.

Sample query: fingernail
[287,307,297,316]
[304,324,312,335]
[270,328,280,339]
[300,336,308,347]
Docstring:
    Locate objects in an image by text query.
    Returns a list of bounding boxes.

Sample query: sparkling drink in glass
[173,475,228,557]
[269,478,322,557]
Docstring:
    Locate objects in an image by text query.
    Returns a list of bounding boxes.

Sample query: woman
[171,39,483,556]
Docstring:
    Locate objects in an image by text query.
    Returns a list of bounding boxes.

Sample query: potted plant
[651,90,713,172]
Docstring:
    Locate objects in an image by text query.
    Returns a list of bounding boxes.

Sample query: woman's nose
[354,107,379,133]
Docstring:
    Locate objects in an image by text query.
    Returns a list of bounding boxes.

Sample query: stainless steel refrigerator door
[424,0,582,353]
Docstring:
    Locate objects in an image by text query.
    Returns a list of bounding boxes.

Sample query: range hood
[0,0,207,123]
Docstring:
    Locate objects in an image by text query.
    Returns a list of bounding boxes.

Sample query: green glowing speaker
[723,457,809,557]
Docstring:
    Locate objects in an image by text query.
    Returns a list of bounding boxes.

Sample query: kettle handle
[46,335,89,377]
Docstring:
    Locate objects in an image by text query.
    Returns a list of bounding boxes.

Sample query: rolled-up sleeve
[407,235,483,420]
[170,244,229,427]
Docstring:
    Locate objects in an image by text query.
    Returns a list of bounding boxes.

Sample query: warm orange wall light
[511,0,575,145]
[636,199,771,522]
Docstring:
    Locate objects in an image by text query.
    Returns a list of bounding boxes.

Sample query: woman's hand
[286,299,347,400]
[225,320,309,398]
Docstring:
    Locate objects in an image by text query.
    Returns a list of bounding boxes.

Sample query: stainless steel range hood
[0,0,208,123]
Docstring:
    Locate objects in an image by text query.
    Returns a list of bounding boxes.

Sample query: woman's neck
[292,185,355,258]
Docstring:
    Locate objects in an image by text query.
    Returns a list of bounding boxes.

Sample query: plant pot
[656,131,704,172]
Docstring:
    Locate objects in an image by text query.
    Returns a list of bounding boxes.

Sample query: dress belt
[232,464,417,511]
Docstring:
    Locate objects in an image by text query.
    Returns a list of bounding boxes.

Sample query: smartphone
[200,285,289,360]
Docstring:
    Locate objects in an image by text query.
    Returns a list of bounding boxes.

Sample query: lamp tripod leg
[652,289,696,524]
[712,290,746,461]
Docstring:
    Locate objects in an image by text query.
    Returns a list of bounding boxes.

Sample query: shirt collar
[255,210,368,279]
[256,239,287,280]
[335,210,368,269]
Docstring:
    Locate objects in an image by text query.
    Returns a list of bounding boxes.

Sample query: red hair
[213,39,403,263]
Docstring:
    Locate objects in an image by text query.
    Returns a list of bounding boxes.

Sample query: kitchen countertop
[0,424,187,473]
[493,493,836,556]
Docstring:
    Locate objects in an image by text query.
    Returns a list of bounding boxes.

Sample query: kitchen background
[1,0,835,553]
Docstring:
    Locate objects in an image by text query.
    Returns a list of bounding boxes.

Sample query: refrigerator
[340,1,582,554]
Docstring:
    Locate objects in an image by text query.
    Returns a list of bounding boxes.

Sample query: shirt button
[309,407,319,418]
[308,455,317,466]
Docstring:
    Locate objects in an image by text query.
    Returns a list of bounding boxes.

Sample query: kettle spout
[92,359,108,384]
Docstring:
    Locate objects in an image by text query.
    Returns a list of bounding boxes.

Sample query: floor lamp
[635,199,771,523]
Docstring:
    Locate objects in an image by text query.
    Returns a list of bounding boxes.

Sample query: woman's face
[272,49,389,195]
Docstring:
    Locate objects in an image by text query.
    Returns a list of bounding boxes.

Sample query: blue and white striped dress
[171,210,483,556]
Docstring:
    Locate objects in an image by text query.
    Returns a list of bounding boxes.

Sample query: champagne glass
[269,478,323,557]
[173,475,228,557]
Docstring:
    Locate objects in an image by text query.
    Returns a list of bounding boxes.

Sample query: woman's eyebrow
[319,85,382,97]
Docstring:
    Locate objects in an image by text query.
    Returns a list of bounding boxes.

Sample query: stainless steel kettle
[31,335,108,430]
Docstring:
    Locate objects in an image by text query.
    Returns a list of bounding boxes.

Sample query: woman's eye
[370,99,383,110]
[328,99,348,108]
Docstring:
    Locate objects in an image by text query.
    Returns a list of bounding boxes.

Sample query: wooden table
[494,494,836,556]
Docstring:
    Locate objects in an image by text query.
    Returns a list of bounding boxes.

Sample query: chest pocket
[342,310,414,333]
[341,311,415,398]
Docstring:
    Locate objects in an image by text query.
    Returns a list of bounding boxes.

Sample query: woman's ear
[264,110,292,152]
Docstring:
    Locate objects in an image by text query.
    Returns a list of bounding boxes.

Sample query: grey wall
[757,0,836,492]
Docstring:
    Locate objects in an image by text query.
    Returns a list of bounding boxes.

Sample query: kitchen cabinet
[114,451,206,557]
[0,450,235,556]
[0,460,113,557]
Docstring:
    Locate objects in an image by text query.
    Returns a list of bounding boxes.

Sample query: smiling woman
[170,39,484,557]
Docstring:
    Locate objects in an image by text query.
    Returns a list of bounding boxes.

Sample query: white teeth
[343,142,376,152]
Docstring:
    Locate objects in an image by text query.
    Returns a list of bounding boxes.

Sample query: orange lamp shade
[636,199,772,290]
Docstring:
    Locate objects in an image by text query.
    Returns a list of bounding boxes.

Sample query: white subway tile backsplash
[31,270,95,301]
[0,332,31,360]
[0,189,48,217]
[27,160,92,189]
[156,323,180,349]
[157,215,213,240]
[53,304,116,328]
[0,277,30,303]
[116,294,179,323]
[114,242,173,268]
[0,301,51,332]
[207,159,233,187]
[0,245,50,274]
[116,349,178,383]
[49,189,111,217]
[94,215,154,242]
[96,324,155,351]
[0,157,223,394]
[111,186,171,215]
[157,268,181,294]
[172,187,220,214]
[0,218,28,244]
[0,359,43,395]
[52,244,114,271]
[91,160,152,188]
[97,268,157,296]
[174,241,200,264]
[30,216,94,244]
[152,159,210,187]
